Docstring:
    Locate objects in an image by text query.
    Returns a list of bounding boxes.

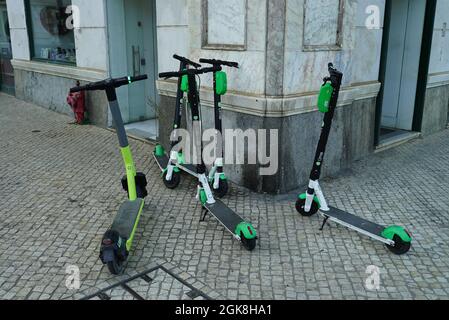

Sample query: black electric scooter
[296,63,412,255]
[158,66,258,251]
[71,75,149,275]
[154,54,201,189]
[197,58,239,198]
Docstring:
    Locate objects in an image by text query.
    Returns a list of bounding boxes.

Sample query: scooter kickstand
[320,216,330,231]
[200,209,209,222]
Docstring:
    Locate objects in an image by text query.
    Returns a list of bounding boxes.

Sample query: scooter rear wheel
[163,171,181,189]
[107,257,125,275]
[296,198,319,217]
[386,235,411,255]
[241,234,257,251]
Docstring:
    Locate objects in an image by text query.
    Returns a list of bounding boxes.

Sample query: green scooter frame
[296,63,412,255]
[71,75,149,275]
[158,66,258,251]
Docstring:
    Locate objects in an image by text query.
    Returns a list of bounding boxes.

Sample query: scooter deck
[153,153,198,177]
[112,199,145,239]
[204,199,243,235]
[154,153,169,172]
[321,206,391,244]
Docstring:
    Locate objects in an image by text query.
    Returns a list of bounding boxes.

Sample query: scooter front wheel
[241,234,257,251]
[163,171,181,189]
[107,256,125,275]
[214,179,229,198]
[386,235,411,255]
[296,198,319,217]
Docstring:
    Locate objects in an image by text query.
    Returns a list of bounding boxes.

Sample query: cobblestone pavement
[1,93,449,300]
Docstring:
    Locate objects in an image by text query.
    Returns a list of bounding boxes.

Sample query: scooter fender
[299,193,321,206]
[99,230,128,264]
[382,226,412,243]
[235,222,257,240]
[100,247,116,264]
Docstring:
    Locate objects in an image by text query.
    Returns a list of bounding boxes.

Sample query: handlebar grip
[199,58,239,68]
[130,74,148,82]
[198,66,222,74]
[70,85,87,93]
[70,80,105,93]
[173,54,201,69]
[159,71,180,79]
[159,66,222,79]
[112,74,148,88]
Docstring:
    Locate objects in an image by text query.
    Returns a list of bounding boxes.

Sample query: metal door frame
[375,0,437,146]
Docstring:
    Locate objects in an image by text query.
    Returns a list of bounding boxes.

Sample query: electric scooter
[158,66,258,251]
[197,58,240,198]
[154,54,201,190]
[70,75,150,275]
[296,63,412,255]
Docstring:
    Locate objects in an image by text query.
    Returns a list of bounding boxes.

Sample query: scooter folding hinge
[213,172,223,190]
[170,151,178,161]
[200,209,209,222]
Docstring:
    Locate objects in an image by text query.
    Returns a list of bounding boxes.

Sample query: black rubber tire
[386,235,411,255]
[136,185,148,199]
[241,234,257,251]
[296,198,320,217]
[214,179,229,198]
[163,171,181,189]
[107,257,125,275]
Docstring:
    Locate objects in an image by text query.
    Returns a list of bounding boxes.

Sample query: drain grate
[82,266,211,301]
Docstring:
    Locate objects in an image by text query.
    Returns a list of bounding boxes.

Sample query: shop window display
[26,0,76,64]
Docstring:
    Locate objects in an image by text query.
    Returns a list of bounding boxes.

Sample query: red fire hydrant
[67,81,86,125]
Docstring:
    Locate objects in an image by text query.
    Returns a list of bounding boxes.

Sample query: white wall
[6,0,30,60]
[189,0,267,95]
[283,0,385,95]
[6,0,108,71]
[72,0,108,71]
[428,0,449,75]
[155,0,189,74]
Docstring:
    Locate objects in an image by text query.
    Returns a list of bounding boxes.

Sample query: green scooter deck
[204,199,244,235]
[111,199,144,240]
[321,206,391,245]
[153,152,198,177]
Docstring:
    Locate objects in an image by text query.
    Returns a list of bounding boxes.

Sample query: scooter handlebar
[328,63,343,79]
[70,75,148,93]
[173,54,201,69]
[159,66,222,79]
[199,58,239,68]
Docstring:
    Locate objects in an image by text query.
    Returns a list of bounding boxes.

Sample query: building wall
[7,0,109,126]
[156,0,384,193]
[5,0,448,194]
[422,0,449,135]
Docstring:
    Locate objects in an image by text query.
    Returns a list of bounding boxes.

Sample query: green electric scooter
[71,75,149,275]
[158,66,258,251]
[296,63,412,255]
[154,55,237,198]
[154,54,201,190]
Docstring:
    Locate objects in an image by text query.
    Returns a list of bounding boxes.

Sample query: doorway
[107,0,159,140]
[0,0,14,95]
[375,0,427,145]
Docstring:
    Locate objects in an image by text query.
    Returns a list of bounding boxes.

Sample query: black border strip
[81,266,212,301]
[412,0,438,132]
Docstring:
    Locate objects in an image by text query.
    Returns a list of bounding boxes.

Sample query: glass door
[0,1,14,95]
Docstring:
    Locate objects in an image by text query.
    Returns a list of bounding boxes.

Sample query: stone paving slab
[1,93,449,300]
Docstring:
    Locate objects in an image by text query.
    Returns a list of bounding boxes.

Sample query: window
[26,0,76,64]
[303,0,344,51]
[202,0,247,50]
